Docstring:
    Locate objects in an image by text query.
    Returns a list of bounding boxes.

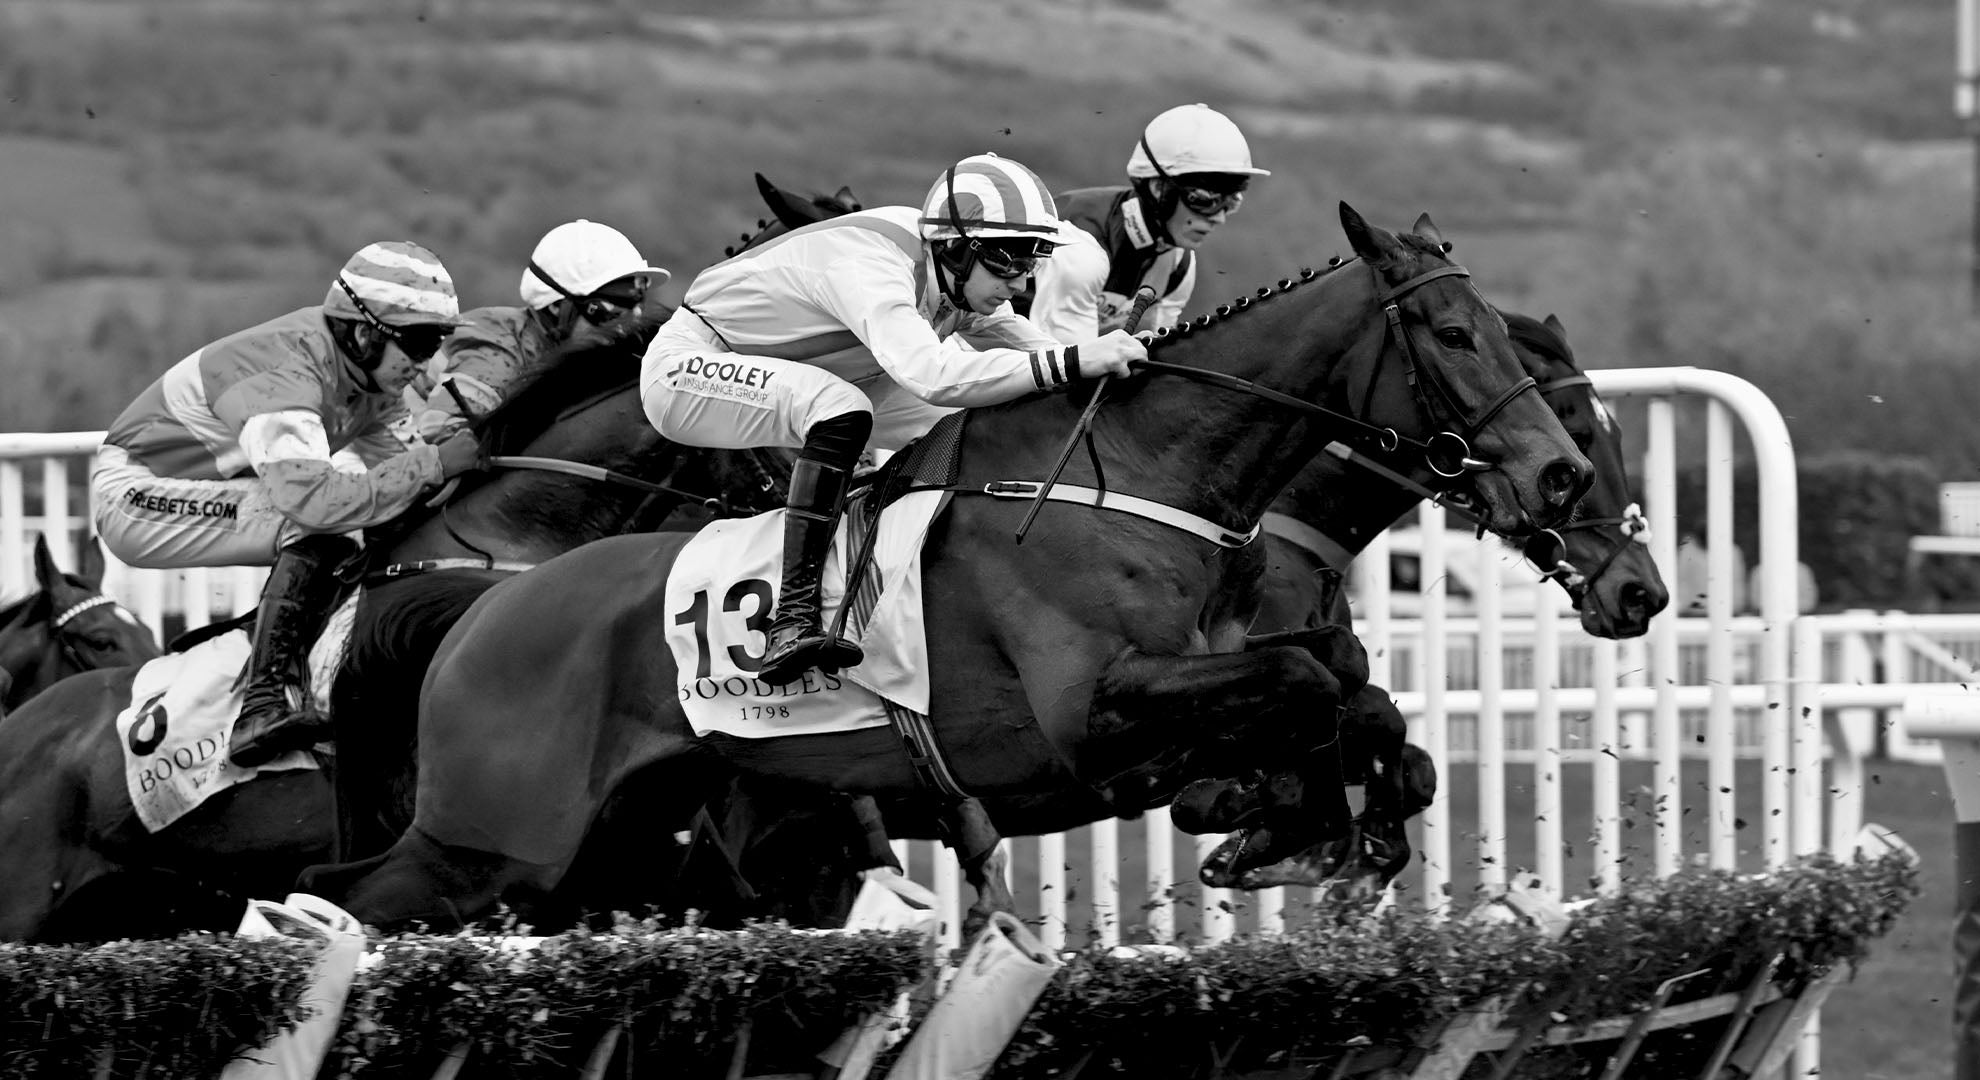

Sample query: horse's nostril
[1539,459,1582,507]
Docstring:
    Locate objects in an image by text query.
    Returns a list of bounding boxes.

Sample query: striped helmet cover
[323,240,465,327]
[918,153,1061,242]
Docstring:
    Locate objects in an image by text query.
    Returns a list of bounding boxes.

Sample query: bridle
[1514,374,1650,592]
[45,591,128,672]
[1134,259,1539,483]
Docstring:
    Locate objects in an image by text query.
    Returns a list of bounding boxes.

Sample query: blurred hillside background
[0,0,1973,478]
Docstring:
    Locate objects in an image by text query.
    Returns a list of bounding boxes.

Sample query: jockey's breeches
[90,444,309,569]
[638,307,956,452]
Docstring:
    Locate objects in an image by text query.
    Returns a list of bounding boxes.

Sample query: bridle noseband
[1515,374,1649,592]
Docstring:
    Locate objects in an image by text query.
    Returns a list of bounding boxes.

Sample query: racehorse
[622,183,1669,928]
[0,534,159,711]
[301,203,1594,932]
[0,326,789,943]
[1193,308,1672,897]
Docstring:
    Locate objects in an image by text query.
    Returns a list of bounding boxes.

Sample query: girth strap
[976,481,1260,548]
[368,557,536,584]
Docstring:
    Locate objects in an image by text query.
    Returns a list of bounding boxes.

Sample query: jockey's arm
[1025,229,1110,346]
[417,331,512,442]
[236,408,444,533]
[818,254,1082,407]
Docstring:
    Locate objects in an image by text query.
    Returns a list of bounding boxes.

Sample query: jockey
[1023,103,1269,342]
[639,152,1147,686]
[91,241,485,768]
[415,219,670,441]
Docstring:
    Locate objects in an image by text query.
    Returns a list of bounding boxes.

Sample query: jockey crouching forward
[416,219,670,441]
[91,241,485,767]
[639,153,1147,686]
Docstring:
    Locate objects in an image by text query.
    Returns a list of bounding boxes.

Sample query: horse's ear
[1411,212,1451,253]
[77,536,106,589]
[32,533,60,590]
[758,172,835,231]
[1340,202,1398,265]
[831,186,863,212]
[1543,313,1566,335]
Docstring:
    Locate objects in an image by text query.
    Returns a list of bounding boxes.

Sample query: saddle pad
[116,594,357,833]
[666,489,946,739]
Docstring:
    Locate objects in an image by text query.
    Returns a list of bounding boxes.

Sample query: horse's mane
[1142,257,1357,345]
[470,311,669,456]
[0,594,38,627]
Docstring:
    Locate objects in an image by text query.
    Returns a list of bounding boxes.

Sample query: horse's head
[1504,312,1670,638]
[1336,204,1592,533]
[0,534,158,709]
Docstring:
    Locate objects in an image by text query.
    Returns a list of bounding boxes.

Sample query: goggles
[575,273,652,324]
[336,276,453,362]
[1178,186,1245,217]
[971,239,1050,281]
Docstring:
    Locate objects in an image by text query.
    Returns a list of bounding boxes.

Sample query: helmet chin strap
[328,316,387,393]
[1135,135,1182,247]
[936,166,981,310]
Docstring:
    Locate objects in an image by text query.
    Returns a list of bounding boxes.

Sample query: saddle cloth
[116,594,356,833]
[665,489,946,739]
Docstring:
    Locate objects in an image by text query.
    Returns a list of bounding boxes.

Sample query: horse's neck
[1273,455,1426,563]
[1078,294,1387,530]
[387,469,657,568]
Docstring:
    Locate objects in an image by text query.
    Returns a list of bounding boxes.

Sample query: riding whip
[1015,284,1159,543]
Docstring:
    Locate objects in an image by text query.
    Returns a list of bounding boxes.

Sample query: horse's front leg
[1243,624,1369,701]
[1082,645,1345,786]
[943,798,1016,943]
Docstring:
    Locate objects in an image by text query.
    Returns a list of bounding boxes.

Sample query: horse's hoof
[1172,776,1261,834]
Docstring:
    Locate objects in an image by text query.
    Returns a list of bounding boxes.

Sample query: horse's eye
[83,635,117,650]
[1434,327,1471,349]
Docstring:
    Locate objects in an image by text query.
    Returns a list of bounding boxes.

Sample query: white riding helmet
[1126,104,1271,180]
[520,220,672,310]
[918,153,1062,244]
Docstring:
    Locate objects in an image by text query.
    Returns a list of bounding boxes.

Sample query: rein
[1134,261,1535,479]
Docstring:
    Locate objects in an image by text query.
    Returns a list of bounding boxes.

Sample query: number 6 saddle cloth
[664,488,949,740]
[113,595,356,833]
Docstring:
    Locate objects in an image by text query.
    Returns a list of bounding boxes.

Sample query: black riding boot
[759,413,872,687]
[228,534,355,768]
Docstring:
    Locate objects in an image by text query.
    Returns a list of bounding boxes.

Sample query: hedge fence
[0,851,1917,1080]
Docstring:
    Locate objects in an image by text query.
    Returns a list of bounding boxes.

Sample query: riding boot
[759,412,872,687]
[228,534,356,768]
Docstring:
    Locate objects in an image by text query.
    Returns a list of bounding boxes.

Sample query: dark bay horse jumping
[596,183,1668,928]
[0,534,159,712]
[0,328,787,942]
[1196,309,1673,896]
[304,203,1594,931]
